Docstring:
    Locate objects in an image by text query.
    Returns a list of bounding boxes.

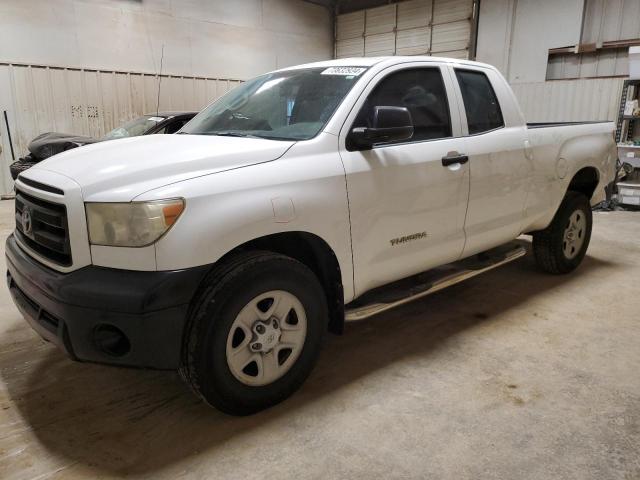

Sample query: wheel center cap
[252,318,282,352]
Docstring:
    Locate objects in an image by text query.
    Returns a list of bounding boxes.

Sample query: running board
[345,242,527,321]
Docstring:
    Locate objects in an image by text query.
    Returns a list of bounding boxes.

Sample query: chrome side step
[345,242,527,321]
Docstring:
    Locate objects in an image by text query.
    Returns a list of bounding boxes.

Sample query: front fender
[140,135,355,302]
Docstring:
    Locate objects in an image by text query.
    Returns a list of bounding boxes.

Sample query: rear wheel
[180,251,327,415]
[532,192,592,274]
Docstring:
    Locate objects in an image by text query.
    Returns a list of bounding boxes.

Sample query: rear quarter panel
[523,123,616,232]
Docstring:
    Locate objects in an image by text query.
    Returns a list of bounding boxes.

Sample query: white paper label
[148,116,165,122]
[627,152,635,157]
[321,67,366,76]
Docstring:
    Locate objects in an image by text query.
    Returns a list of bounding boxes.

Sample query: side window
[352,68,452,144]
[455,69,504,135]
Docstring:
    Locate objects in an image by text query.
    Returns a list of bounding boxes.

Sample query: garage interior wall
[0,0,333,195]
[476,0,627,123]
[546,0,640,80]
[336,0,475,60]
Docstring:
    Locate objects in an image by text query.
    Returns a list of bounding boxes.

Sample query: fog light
[93,324,130,357]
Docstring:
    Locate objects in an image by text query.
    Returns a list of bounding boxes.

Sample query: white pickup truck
[6,57,616,415]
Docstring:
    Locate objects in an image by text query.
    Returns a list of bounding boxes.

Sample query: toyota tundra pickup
[6,57,616,415]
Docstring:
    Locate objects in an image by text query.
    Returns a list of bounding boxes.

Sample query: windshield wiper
[207,132,263,139]
[191,131,291,140]
[176,131,189,135]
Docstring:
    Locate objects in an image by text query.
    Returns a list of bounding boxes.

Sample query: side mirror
[349,106,414,150]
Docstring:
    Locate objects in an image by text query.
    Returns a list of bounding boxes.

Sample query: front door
[339,63,470,297]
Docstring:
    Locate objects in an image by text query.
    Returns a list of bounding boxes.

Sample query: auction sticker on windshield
[321,67,366,76]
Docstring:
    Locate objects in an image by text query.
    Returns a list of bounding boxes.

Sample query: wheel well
[224,232,345,335]
[567,167,599,199]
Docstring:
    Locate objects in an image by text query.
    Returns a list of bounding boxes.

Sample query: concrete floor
[0,198,638,480]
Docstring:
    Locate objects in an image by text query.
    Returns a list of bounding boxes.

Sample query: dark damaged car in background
[10,111,196,180]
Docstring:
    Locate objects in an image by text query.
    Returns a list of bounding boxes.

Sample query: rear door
[450,66,530,256]
[339,62,470,297]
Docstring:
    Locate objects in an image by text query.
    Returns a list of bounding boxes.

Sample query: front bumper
[6,234,208,369]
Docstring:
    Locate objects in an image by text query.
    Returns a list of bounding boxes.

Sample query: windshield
[102,115,165,140]
[180,66,368,141]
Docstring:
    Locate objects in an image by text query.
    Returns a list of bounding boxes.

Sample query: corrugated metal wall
[546,0,640,81]
[582,0,640,44]
[0,63,241,195]
[511,77,624,122]
[336,0,474,60]
[546,48,629,80]
[476,0,627,125]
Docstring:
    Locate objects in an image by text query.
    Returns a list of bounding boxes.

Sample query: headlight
[85,199,184,247]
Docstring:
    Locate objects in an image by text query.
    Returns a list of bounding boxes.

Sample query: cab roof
[277,56,496,72]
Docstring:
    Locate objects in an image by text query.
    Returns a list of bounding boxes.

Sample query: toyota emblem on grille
[21,207,33,235]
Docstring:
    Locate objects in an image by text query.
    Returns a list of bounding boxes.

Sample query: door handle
[441,154,469,167]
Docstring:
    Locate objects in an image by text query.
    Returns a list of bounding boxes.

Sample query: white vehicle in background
[7,56,616,415]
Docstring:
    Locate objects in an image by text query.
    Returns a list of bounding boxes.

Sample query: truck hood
[30,134,295,201]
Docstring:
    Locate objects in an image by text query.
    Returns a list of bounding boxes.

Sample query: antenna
[156,44,165,116]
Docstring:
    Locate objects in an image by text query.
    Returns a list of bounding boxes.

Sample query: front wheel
[180,251,327,415]
[532,191,593,274]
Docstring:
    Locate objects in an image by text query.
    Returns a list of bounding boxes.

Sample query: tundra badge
[390,231,428,246]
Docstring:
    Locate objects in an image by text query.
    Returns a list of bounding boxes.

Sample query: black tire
[180,251,327,415]
[532,191,592,274]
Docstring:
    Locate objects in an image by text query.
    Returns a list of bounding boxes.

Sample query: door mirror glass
[349,106,414,150]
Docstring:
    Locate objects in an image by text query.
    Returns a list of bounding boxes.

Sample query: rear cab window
[455,69,504,135]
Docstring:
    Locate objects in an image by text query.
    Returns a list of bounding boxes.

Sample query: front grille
[15,189,72,266]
